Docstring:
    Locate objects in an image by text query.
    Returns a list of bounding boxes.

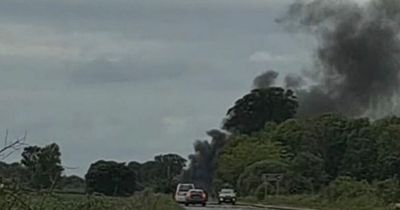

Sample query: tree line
[184,86,400,205]
[2,86,400,205]
[0,144,187,196]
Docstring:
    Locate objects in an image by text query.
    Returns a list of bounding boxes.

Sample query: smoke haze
[281,0,400,117]
[253,70,279,89]
[186,129,228,191]
[185,0,400,190]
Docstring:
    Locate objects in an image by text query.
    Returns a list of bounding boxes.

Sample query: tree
[236,160,288,196]
[307,114,349,180]
[134,154,186,193]
[154,154,186,193]
[127,161,141,173]
[0,162,30,186]
[287,151,328,194]
[138,160,159,188]
[21,143,64,189]
[374,121,400,180]
[154,154,186,181]
[215,133,281,187]
[85,160,135,196]
[59,175,85,191]
[127,161,142,190]
[339,126,378,181]
[223,87,298,134]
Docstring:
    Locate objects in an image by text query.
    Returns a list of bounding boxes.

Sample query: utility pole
[262,174,268,200]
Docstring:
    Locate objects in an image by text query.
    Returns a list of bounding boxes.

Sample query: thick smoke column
[281,0,400,117]
[185,129,228,191]
[285,74,304,89]
[253,70,279,89]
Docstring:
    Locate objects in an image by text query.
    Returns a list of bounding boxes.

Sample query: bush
[322,177,385,209]
[374,179,400,204]
[0,186,183,210]
[236,160,288,196]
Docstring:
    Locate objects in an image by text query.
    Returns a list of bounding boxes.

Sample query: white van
[174,183,195,203]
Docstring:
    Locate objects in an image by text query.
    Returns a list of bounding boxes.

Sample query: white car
[218,188,237,205]
[174,183,195,203]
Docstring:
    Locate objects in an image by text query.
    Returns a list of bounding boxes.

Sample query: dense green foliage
[0,161,30,185]
[84,154,186,196]
[223,87,298,134]
[0,161,85,194]
[21,143,64,189]
[242,177,400,210]
[215,127,281,187]
[216,87,400,209]
[59,175,85,192]
[216,113,400,207]
[129,154,186,193]
[85,160,136,196]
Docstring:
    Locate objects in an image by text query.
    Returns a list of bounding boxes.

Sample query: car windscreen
[179,185,193,192]
[221,189,234,193]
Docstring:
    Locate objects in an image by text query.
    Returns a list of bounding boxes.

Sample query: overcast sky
[0,0,318,175]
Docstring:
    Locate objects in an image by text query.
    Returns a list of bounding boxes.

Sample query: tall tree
[223,87,298,134]
[21,143,64,189]
[85,160,135,196]
[154,154,186,181]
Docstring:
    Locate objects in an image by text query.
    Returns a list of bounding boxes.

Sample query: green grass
[242,195,393,210]
[0,190,184,210]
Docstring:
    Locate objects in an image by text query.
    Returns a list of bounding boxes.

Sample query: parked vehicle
[174,183,195,203]
[185,189,207,206]
[218,188,237,205]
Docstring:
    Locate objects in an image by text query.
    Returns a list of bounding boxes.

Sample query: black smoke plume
[281,0,400,117]
[253,70,279,89]
[184,129,228,191]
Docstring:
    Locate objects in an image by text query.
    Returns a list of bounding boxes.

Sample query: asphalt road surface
[183,204,267,210]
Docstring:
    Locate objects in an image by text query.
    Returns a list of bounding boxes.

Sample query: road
[183,204,268,210]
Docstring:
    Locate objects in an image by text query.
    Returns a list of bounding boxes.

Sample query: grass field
[0,190,184,210]
[242,195,392,210]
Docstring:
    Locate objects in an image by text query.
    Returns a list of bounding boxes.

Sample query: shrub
[322,177,385,209]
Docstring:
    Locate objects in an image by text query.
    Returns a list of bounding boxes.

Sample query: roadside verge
[238,202,318,210]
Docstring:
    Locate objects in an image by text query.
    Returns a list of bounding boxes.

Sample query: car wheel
[232,201,236,205]
[202,203,206,207]
[184,203,188,206]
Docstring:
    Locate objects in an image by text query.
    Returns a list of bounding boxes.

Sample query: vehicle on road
[185,189,207,206]
[175,183,195,203]
[218,188,237,205]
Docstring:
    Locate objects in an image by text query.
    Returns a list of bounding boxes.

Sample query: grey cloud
[69,58,186,84]
[0,0,312,176]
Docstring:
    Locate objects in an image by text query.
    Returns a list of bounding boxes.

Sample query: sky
[0,0,318,175]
